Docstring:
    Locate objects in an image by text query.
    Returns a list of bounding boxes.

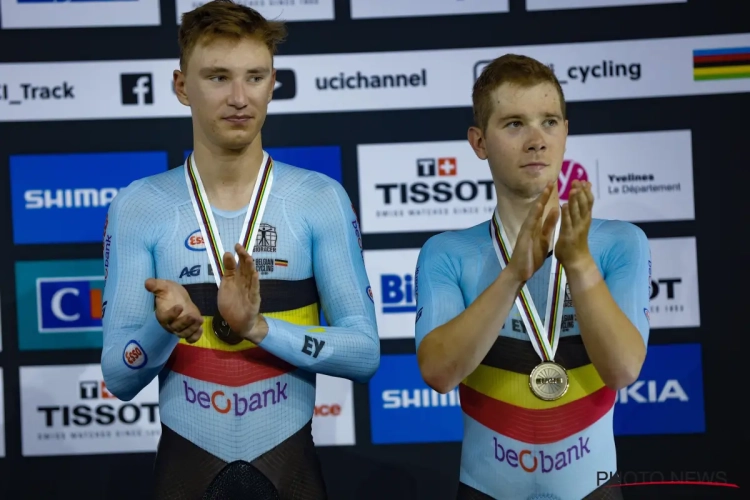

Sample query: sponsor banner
[647,237,700,329]
[10,151,168,244]
[175,0,335,23]
[369,354,463,444]
[559,130,695,223]
[0,369,4,458]
[0,0,160,30]
[357,141,494,234]
[357,130,693,234]
[1,33,748,122]
[527,0,686,10]
[362,249,420,339]
[20,364,160,456]
[312,374,355,446]
[15,259,105,351]
[350,0,508,19]
[613,343,705,435]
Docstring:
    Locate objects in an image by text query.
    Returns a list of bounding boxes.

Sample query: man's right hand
[144,278,203,343]
[506,183,560,283]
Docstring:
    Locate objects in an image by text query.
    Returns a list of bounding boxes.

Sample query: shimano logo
[316,69,427,91]
[25,188,119,209]
[382,387,460,409]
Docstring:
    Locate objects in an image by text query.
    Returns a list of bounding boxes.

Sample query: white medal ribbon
[184,151,274,289]
[489,208,568,363]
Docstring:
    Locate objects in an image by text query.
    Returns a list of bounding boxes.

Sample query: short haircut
[178,0,288,71]
[472,54,566,131]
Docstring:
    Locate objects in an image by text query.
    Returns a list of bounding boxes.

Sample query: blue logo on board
[16,259,107,351]
[369,354,463,444]
[613,343,705,436]
[381,274,416,314]
[10,151,167,244]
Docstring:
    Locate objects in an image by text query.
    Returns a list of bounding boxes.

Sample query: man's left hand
[217,243,263,341]
[555,180,595,270]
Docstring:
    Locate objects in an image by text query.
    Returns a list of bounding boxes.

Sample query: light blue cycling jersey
[415,217,651,500]
[100,157,379,463]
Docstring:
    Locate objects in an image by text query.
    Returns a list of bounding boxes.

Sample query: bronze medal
[212,312,243,345]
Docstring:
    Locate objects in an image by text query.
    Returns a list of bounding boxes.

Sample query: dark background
[0,0,744,498]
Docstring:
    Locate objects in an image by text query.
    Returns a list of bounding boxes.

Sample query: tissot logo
[273,69,296,100]
[20,364,161,456]
[646,237,700,329]
[417,158,457,177]
[120,73,153,105]
[376,159,493,205]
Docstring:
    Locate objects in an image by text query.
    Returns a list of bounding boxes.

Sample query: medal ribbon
[489,208,567,362]
[184,151,274,289]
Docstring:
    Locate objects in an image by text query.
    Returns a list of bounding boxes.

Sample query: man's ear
[173,70,190,107]
[468,126,488,161]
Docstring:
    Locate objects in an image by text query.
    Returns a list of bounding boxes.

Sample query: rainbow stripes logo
[693,46,750,81]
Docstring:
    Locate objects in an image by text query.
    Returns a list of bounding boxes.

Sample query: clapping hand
[216,243,262,340]
[555,180,595,269]
[145,278,203,343]
[506,182,560,283]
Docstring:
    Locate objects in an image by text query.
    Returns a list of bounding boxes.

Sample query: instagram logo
[558,160,589,201]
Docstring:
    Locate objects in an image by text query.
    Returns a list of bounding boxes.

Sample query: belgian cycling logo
[558,160,589,201]
[120,73,153,106]
[253,223,277,253]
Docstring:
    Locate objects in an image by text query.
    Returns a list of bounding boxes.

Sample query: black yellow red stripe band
[459,382,616,444]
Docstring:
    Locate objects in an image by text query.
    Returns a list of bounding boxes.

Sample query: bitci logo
[381,274,416,314]
[417,157,457,177]
[558,160,589,201]
[363,248,421,339]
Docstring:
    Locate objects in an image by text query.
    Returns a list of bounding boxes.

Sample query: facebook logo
[38,277,104,333]
[613,343,706,436]
[369,354,463,444]
[120,73,153,105]
[381,274,416,313]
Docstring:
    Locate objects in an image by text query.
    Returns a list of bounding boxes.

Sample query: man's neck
[191,137,265,211]
[495,185,560,251]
